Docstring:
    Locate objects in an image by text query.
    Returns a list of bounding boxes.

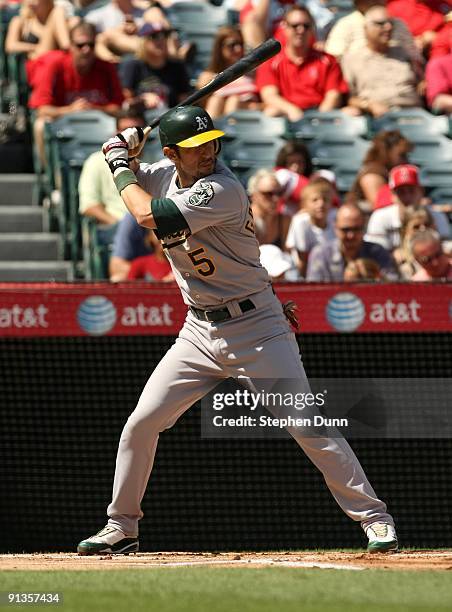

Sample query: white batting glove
[102,135,129,177]
[118,127,146,153]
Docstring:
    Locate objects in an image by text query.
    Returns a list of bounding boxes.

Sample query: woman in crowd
[274,140,314,216]
[196,25,259,119]
[393,207,436,279]
[5,0,73,59]
[348,130,413,211]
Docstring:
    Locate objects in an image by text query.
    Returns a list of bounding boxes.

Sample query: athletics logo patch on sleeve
[188,182,214,206]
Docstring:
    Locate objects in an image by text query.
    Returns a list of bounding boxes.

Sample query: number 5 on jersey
[187,247,216,277]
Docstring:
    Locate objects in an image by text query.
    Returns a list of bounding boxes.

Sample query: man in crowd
[256,6,347,121]
[306,203,397,281]
[365,164,450,251]
[109,212,152,282]
[29,21,123,163]
[342,5,421,117]
[78,111,146,269]
[325,0,421,65]
[410,229,452,281]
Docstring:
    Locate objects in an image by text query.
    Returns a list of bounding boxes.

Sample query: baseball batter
[77,106,398,555]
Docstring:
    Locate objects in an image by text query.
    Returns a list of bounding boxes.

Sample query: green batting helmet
[159,106,225,148]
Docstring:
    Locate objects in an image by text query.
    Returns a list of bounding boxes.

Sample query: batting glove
[118,127,146,157]
[102,135,129,177]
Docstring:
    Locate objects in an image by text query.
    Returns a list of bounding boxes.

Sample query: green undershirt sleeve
[151,198,189,236]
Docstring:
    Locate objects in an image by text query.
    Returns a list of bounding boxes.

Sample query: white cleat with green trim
[366,522,398,553]
[77,525,139,555]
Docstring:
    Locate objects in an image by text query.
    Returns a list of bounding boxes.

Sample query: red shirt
[256,49,347,109]
[430,22,452,58]
[426,53,452,105]
[127,255,172,281]
[28,51,123,109]
[387,0,447,37]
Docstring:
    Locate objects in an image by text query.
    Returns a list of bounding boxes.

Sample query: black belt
[190,299,255,323]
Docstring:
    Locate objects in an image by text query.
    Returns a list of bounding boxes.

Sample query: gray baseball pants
[107,286,394,536]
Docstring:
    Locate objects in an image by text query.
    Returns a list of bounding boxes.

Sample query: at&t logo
[77,296,117,335]
[326,292,365,332]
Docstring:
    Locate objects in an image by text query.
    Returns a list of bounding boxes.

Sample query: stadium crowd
[1,0,452,281]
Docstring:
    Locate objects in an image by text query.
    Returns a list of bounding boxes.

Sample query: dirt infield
[1,551,451,572]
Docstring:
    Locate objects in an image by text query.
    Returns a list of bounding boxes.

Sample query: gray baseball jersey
[136,158,270,307]
[103,154,394,541]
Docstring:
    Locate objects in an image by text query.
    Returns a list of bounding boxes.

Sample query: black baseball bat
[129,38,281,153]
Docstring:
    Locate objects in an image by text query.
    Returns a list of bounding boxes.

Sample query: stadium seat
[308,135,370,169]
[287,110,369,140]
[221,136,286,170]
[167,2,227,31]
[216,111,286,140]
[420,164,452,188]
[333,165,358,194]
[429,187,452,203]
[371,109,449,138]
[408,135,452,166]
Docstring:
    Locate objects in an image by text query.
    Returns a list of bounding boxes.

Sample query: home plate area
[1,551,451,572]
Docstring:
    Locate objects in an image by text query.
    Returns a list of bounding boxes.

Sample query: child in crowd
[344,258,382,281]
[127,229,174,281]
[285,178,336,277]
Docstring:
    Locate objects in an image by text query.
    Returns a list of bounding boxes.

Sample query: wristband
[114,169,138,194]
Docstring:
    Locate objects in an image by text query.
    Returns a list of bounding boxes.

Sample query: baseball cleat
[366,522,398,553]
[77,525,139,555]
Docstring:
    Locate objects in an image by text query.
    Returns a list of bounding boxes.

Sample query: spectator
[344,257,382,280]
[196,26,259,119]
[256,6,347,121]
[393,207,436,278]
[78,111,146,256]
[127,230,174,281]
[286,178,336,277]
[410,229,452,280]
[248,168,290,247]
[426,52,452,112]
[85,0,170,62]
[274,139,313,216]
[342,5,422,118]
[307,203,397,281]
[5,0,74,59]
[258,243,294,281]
[325,0,422,64]
[387,0,447,54]
[429,19,452,58]
[110,212,152,281]
[240,0,335,49]
[29,21,123,164]
[365,164,451,251]
[119,23,190,112]
[348,130,413,210]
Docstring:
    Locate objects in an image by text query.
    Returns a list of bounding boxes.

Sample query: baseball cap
[389,164,420,190]
[259,244,293,279]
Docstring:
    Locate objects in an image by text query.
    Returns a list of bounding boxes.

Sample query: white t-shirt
[365,204,451,251]
[286,209,336,254]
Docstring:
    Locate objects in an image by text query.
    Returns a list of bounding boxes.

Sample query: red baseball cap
[389,164,420,190]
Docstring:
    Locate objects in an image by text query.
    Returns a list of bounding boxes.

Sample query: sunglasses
[416,248,443,265]
[148,30,172,41]
[223,40,244,50]
[286,21,312,30]
[370,19,393,27]
[337,226,364,233]
[73,41,95,49]
[260,190,281,197]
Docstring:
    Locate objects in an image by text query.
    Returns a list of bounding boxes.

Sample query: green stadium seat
[429,187,452,203]
[371,109,449,138]
[216,111,286,140]
[308,135,369,169]
[333,165,358,193]
[419,164,452,188]
[408,135,452,166]
[221,136,286,170]
[287,110,369,140]
[167,2,227,31]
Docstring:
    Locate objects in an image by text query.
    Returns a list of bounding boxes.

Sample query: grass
[1,567,452,612]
